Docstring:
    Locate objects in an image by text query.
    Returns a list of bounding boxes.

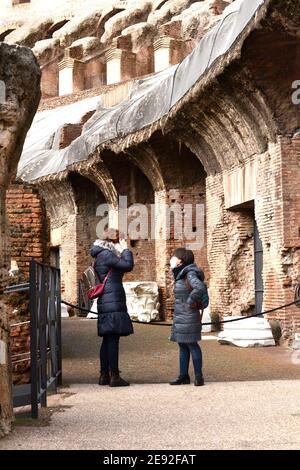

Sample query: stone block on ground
[218,316,275,347]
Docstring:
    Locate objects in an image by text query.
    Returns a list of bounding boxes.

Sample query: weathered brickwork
[205,140,300,340]
[6,182,49,278]
[10,323,30,386]
[206,174,255,323]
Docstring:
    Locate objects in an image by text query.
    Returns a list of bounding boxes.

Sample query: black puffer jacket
[90,242,134,337]
[170,263,206,343]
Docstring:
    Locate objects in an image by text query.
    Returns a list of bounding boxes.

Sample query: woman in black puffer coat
[169,248,207,387]
[90,229,134,387]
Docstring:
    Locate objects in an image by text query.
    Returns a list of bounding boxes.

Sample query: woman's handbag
[85,264,112,300]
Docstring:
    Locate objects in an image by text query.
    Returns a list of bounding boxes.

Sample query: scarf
[93,239,119,256]
[172,262,188,280]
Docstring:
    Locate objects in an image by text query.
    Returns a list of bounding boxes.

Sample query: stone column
[58,49,85,96]
[154,36,187,73]
[105,47,136,85]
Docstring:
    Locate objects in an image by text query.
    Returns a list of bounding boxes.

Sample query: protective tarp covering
[18,0,265,182]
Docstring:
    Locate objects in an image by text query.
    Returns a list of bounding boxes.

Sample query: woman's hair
[173,247,194,265]
[102,226,120,243]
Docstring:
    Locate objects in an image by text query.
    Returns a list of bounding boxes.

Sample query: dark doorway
[50,246,60,269]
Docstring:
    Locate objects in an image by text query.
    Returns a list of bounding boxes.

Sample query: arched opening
[145,132,208,317]
[153,0,169,10]
[96,9,125,39]
[68,172,108,290]
[101,151,156,285]
[46,20,70,39]
[0,29,15,41]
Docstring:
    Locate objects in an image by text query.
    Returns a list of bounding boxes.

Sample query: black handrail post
[29,260,38,420]
[39,264,47,408]
[57,268,62,386]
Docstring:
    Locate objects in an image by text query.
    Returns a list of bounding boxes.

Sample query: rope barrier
[10,320,30,328]
[61,298,300,327]
[11,352,31,359]
[12,358,31,365]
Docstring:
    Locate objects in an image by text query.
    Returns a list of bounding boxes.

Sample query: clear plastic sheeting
[17,95,102,181]
[17,0,265,183]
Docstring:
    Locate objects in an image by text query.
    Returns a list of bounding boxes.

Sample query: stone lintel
[223,160,256,209]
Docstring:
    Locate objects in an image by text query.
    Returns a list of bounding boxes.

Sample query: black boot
[194,375,204,386]
[98,371,110,386]
[169,375,190,385]
[110,371,130,387]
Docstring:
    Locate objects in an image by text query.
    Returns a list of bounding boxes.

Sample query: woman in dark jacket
[170,248,206,386]
[90,229,134,387]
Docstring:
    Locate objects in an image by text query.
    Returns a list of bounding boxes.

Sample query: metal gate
[29,260,62,418]
[6,260,62,419]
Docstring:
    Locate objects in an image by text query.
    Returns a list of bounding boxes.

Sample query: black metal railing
[29,260,62,418]
[5,260,62,419]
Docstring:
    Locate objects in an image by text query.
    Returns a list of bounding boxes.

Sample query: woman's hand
[187,301,198,310]
[119,238,128,252]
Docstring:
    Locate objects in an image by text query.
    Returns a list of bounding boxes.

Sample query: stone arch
[175,70,277,175]
[74,158,118,209]
[36,178,78,303]
[109,133,208,317]
[36,168,118,305]
[96,8,125,39]
[125,143,166,193]
[0,21,21,42]
[152,0,169,10]
[0,29,16,42]
[46,20,70,39]
[36,178,76,222]
[143,132,209,315]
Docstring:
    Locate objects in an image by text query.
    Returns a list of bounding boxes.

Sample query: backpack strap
[92,261,112,284]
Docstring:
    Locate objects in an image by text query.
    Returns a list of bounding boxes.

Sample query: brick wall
[275,136,300,337]
[10,322,30,386]
[206,141,300,340]
[6,182,49,279]
[206,174,256,322]
[41,60,59,99]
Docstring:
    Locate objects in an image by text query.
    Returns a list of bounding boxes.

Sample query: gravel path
[1,318,299,451]
[1,381,300,450]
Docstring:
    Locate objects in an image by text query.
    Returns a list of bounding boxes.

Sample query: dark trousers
[179,342,203,377]
[100,334,120,373]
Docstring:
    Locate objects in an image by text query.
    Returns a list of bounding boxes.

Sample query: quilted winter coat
[90,242,134,337]
[170,263,206,343]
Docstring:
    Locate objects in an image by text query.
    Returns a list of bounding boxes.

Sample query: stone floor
[1,381,300,450]
[62,318,300,384]
[1,318,300,450]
